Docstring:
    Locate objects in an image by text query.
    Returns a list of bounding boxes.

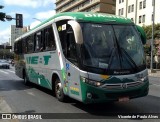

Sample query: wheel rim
[56,82,62,98]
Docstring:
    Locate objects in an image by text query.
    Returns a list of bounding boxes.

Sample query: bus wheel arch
[51,73,58,96]
[52,73,66,102]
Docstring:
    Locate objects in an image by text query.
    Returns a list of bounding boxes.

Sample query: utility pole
[151,0,155,72]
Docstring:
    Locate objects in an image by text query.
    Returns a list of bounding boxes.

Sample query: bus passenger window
[27,36,34,53]
[23,39,27,53]
[35,32,42,52]
[45,26,56,51]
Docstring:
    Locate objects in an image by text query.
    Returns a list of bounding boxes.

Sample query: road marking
[150,84,160,87]
[0,70,9,74]
[24,90,35,96]
[7,70,15,73]
[0,96,19,122]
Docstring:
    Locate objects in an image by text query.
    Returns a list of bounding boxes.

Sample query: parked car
[0,59,10,69]
[7,59,12,64]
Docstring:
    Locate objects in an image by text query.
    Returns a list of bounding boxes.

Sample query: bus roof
[55,12,132,23]
[31,12,133,30]
[16,12,133,41]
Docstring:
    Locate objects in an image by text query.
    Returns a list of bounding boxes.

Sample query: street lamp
[32,18,42,22]
[151,0,155,72]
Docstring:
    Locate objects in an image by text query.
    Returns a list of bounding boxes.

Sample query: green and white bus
[14,12,149,103]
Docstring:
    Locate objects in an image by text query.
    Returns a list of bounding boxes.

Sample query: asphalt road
[0,67,160,122]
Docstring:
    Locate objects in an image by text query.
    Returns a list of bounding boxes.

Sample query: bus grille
[101,81,144,90]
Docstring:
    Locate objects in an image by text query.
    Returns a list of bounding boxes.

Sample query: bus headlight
[140,76,149,82]
[80,76,103,87]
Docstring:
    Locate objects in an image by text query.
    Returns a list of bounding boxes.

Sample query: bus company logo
[26,55,51,65]
[121,83,127,89]
[84,14,128,20]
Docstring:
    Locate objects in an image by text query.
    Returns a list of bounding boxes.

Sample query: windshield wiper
[107,47,116,70]
[110,26,139,72]
[121,48,139,71]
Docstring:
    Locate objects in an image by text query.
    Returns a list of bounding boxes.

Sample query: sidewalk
[148,69,160,77]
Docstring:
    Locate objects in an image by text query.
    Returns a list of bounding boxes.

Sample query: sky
[0,0,56,44]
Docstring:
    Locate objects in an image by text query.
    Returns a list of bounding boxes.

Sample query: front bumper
[80,80,149,103]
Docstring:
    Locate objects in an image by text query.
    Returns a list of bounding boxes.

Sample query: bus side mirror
[136,25,146,45]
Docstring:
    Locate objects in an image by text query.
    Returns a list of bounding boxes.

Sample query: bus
[14,12,149,103]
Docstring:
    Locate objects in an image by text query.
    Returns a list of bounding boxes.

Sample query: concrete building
[10,25,27,51]
[116,0,160,26]
[55,0,116,14]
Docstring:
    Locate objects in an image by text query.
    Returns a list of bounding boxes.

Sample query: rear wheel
[55,79,66,102]
[23,72,29,85]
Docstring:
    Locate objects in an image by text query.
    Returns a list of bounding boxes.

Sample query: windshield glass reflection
[81,23,145,73]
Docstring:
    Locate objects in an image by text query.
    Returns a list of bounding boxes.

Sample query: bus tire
[23,72,29,85]
[55,78,65,102]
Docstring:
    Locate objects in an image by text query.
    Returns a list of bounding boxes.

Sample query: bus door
[65,27,82,101]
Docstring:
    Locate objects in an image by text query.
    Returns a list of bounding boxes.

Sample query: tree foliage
[0,5,5,21]
[0,49,14,59]
[142,24,160,40]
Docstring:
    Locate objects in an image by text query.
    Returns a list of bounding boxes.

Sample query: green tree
[0,5,6,21]
[0,49,14,59]
[142,24,160,40]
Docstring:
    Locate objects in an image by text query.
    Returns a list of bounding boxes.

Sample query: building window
[139,16,142,23]
[131,4,134,12]
[143,0,146,8]
[139,2,142,9]
[128,6,130,13]
[119,9,121,15]
[142,15,145,23]
[121,8,124,15]
[119,0,124,4]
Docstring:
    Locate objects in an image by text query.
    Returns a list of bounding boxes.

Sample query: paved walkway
[148,69,160,77]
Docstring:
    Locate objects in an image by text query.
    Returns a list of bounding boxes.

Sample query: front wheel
[55,79,66,102]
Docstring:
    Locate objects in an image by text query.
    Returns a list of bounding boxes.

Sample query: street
[0,67,160,122]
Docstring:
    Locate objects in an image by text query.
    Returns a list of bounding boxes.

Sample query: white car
[0,59,10,69]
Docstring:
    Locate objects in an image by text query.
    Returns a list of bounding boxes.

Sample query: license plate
[119,97,129,102]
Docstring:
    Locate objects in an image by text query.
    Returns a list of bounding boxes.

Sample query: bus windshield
[81,23,146,74]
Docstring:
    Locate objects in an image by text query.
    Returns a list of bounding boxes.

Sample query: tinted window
[56,20,78,65]
[44,26,56,51]
[27,36,34,53]
[15,40,22,54]
[35,31,42,52]
[66,27,77,63]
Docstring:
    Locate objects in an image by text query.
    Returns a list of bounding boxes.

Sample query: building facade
[116,0,160,26]
[55,0,116,14]
[10,25,27,51]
